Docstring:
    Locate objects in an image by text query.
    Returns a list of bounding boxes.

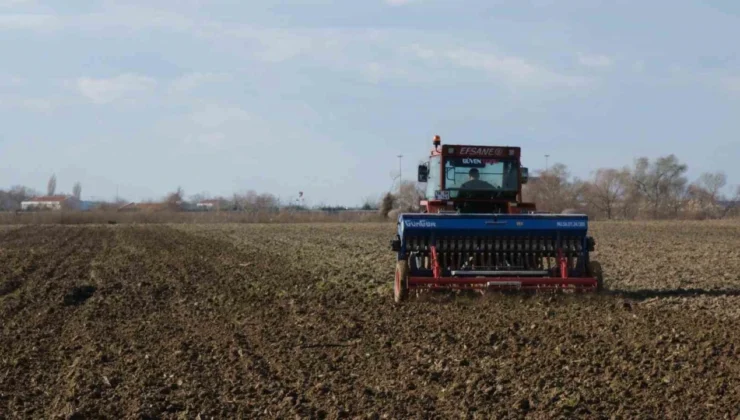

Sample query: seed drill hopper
[390,136,603,302]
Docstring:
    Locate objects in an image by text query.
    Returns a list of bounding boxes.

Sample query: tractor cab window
[444,157,518,197]
[425,156,441,199]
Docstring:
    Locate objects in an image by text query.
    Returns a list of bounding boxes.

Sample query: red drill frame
[409,246,598,291]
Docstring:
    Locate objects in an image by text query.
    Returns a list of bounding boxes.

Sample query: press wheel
[394,260,409,303]
[588,260,604,292]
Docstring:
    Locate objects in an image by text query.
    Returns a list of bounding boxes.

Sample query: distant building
[79,201,99,211]
[196,199,222,211]
[21,195,79,211]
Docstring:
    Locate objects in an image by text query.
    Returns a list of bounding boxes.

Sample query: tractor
[390,136,603,302]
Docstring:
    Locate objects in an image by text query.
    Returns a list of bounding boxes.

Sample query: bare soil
[1,221,739,419]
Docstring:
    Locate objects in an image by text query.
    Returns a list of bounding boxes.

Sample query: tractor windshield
[444,157,518,197]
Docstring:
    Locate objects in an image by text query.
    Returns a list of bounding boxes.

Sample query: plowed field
[1,221,739,419]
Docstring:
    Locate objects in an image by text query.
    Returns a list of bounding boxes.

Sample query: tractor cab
[417,136,534,214]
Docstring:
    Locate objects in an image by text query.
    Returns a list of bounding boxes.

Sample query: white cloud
[20,98,52,112]
[1,6,192,32]
[189,104,252,129]
[723,76,740,92]
[0,0,34,7]
[4,5,586,90]
[577,53,613,68]
[362,62,411,84]
[183,132,226,147]
[0,5,351,65]
[0,13,56,29]
[413,45,589,88]
[169,72,232,93]
[200,24,350,63]
[0,74,24,87]
[384,0,421,6]
[153,103,272,151]
[632,60,645,73]
[0,96,53,112]
[253,35,317,63]
[75,74,157,104]
[38,7,357,65]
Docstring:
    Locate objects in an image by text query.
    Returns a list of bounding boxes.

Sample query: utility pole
[397,154,403,192]
[545,154,550,172]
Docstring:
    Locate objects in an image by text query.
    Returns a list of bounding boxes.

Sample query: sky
[1,0,738,206]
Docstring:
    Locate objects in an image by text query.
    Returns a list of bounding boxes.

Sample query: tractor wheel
[588,261,605,292]
[394,260,409,303]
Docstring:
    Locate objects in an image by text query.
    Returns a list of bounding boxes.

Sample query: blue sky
[1,0,738,205]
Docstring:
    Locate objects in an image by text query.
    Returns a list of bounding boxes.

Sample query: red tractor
[417,135,536,214]
[390,135,602,302]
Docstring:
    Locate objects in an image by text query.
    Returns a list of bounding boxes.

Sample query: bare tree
[73,182,82,200]
[234,191,259,211]
[718,185,740,219]
[47,174,57,196]
[0,185,38,210]
[523,164,582,213]
[618,185,641,220]
[379,192,395,218]
[231,193,243,211]
[214,196,232,211]
[253,193,279,211]
[584,168,630,219]
[360,195,378,211]
[165,186,185,210]
[232,190,279,212]
[633,155,688,219]
[667,181,690,217]
[395,180,423,213]
[698,172,727,203]
[684,172,726,219]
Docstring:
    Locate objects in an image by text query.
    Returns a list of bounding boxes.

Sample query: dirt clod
[62,285,96,306]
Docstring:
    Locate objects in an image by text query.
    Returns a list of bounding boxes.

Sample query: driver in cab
[461,168,495,190]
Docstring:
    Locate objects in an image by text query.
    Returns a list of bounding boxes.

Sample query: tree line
[377,154,738,220]
[2,157,738,219]
[0,180,357,213]
[0,173,84,211]
[523,155,738,220]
